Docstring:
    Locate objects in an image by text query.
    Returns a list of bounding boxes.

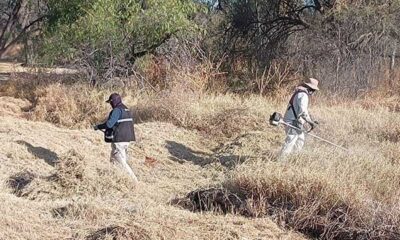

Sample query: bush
[42,0,200,82]
[30,83,110,128]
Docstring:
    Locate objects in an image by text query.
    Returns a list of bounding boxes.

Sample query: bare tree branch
[0,15,45,57]
[0,0,22,48]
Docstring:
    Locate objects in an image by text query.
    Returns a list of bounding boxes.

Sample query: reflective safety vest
[104,105,135,143]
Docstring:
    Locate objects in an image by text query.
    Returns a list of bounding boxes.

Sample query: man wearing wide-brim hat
[280,78,319,156]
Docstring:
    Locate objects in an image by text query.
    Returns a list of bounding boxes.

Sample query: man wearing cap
[94,93,138,183]
[280,78,320,156]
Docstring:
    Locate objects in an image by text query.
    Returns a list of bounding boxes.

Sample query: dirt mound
[86,225,151,240]
[176,157,400,240]
[7,171,36,197]
[173,187,248,215]
[177,185,364,239]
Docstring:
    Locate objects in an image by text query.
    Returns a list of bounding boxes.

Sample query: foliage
[220,0,314,66]
[284,0,400,94]
[3,0,400,94]
[212,0,400,94]
[41,0,200,81]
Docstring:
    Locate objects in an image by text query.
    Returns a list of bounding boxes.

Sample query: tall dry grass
[0,73,130,128]
[2,70,400,140]
[3,66,400,239]
[174,95,400,239]
[225,152,400,239]
[1,72,283,139]
[30,84,110,128]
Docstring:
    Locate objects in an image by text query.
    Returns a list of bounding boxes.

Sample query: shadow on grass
[17,140,58,166]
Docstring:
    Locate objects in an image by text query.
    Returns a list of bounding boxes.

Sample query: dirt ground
[0,62,80,82]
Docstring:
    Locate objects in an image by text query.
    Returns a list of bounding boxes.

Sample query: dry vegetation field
[1,73,400,240]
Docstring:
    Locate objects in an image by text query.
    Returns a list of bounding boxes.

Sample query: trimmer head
[269,112,282,126]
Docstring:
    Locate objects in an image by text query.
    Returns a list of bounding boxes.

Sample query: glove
[93,125,99,131]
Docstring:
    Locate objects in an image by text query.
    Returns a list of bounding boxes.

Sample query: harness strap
[288,89,308,120]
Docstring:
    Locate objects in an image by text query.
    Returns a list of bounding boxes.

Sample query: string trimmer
[269,112,349,151]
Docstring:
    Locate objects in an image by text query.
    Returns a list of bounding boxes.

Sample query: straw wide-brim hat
[304,78,319,91]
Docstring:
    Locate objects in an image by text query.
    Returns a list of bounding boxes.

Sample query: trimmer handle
[307,124,314,133]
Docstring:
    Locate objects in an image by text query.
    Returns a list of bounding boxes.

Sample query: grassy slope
[2,83,400,239]
[0,97,303,240]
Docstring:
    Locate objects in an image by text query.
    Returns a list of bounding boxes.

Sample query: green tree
[41,0,200,81]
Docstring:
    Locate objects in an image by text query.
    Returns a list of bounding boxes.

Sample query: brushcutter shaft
[279,121,349,152]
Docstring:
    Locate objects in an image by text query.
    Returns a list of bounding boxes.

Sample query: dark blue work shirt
[97,108,122,129]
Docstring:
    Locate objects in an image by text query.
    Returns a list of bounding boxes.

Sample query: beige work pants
[111,142,138,183]
[280,125,305,156]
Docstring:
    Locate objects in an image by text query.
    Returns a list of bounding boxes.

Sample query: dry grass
[2,72,400,239]
[0,109,300,239]
[2,75,278,140]
[225,153,400,239]
[29,83,110,128]
[136,90,276,139]
[173,96,400,239]
[85,224,152,240]
[0,74,133,128]
[0,96,31,118]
